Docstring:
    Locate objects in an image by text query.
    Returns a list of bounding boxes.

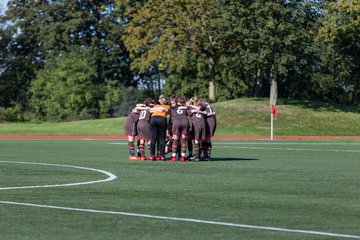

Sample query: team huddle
[124,95,216,162]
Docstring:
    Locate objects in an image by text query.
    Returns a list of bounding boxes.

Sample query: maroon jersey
[188,106,206,140]
[124,112,139,136]
[169,105,188,121]
[201,101,217,137]
[138,107,151,123]
[137,107,151,140]
[187,106,206,127]
[202,101,215,116]
[170,105,189,135]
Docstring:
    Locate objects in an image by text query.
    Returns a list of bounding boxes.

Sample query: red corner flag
[271,105,279,117]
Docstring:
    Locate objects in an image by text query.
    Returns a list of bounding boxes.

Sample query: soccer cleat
[160,156,166,161]
[150,155,157,161]
[180,156,185,162]
[171,156,177,162]
[192,157,200,162]
[185,154,194,160]
[140,156,149,161]
[129,155,139,160]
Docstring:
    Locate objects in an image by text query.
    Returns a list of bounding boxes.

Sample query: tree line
[0,0,358,121]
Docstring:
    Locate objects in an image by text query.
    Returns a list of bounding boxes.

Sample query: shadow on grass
[208,157,259,161]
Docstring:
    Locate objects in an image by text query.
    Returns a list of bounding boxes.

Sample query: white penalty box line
[0,201,359,239]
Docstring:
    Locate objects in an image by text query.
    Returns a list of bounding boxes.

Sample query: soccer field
[0,139,359,240]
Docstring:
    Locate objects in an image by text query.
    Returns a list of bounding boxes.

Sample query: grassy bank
[0,98,359,136]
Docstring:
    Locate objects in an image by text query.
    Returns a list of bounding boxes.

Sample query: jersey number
[139,110,147,120]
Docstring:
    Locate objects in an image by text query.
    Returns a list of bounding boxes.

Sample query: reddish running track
[0,135,359,140]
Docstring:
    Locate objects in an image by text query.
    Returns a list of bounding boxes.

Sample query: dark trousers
[150,116,167,157]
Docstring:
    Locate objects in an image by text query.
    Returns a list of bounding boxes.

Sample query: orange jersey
[151,104,170,118]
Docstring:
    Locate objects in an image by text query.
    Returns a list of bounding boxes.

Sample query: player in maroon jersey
[165,95,178,156]
[136,98,155,160]
[124,105,141,160]
[168,96,189,162]
[187,97,207,161]
[185,98,195,160]
[200,99,216,160]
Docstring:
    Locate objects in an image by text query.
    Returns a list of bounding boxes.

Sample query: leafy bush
[30,48,127,121]
[4,103,23,122]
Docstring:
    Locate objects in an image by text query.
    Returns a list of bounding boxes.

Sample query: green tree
[0,0,42,108]
[123,0,322,103]
[318,0,360,104]
[218,0,320,103]
[123,0,232,101]
[30,48,123,120]
[162,51,209,99]
[0,0,133,113]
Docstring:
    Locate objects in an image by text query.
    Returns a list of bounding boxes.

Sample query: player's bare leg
[171,135,179,162]
[193,139,201,161]
[136,139,141,157]
[186,135,194,160]
[146,140,151,160]
[128,135,139,160]
[206,140,212,161]
[203,135,211,161]
[138,139,149,160]
[180,133,187,162]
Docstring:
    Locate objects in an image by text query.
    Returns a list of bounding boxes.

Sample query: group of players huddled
[124,95,216,162]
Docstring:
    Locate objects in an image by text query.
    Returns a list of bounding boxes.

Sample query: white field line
[213,142,360,145]
[0,161,117,190]
[214,146,360,153]
[109,140,360,145]
[1,161,359,239]
[109,142,360,153]
[0,200,359,239]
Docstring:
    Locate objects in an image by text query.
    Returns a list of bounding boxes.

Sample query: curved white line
[0,161,117,190]
[0,201,359,239]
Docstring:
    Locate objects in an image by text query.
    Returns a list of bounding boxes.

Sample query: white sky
[0,0,9,15]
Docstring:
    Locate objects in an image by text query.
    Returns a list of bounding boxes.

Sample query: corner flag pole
[269,76,278,141]
[271,111,274,140]
[270,104,278,141]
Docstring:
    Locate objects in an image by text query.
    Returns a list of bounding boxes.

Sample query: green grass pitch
[0,139,359,240]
